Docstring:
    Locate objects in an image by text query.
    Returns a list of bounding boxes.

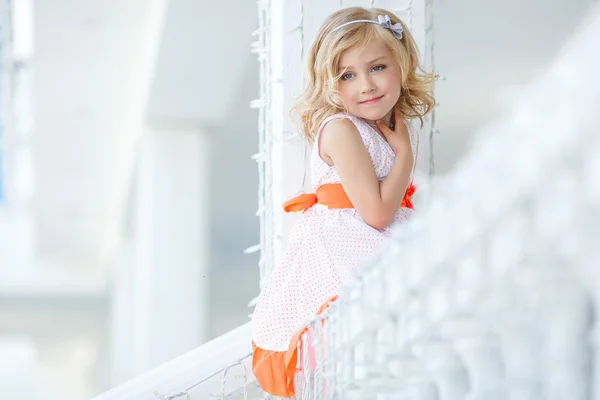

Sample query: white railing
[91,323,260,400]
[294,3,600,399]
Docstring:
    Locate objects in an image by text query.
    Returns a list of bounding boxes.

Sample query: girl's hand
[375,106,412,156]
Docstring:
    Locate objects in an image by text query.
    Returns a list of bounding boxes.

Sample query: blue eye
[372,65,385,72]
[341,72,354,80]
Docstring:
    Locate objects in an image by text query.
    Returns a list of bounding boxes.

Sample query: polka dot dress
[252,113,418,352]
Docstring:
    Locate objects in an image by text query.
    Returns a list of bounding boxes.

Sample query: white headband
[330,14,403,40]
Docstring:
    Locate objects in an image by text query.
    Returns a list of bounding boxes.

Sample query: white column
[262,0,433,280]
[108,242,136,386]
[128,126,210,374]
[269,0,354,276]
[410,0,437,180]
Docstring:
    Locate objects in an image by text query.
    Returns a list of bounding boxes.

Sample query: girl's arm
[319,113,413,230]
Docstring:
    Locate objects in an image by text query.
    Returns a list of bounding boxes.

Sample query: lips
[360,95,383,105]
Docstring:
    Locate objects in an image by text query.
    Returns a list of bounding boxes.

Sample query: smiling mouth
[360,95,383,104]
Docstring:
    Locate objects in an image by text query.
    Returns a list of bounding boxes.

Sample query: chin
[355,103,394,122]
[358,109,389,121]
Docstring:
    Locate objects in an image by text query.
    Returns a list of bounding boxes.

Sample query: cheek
[379,72,401,95]
[338,84,356,104]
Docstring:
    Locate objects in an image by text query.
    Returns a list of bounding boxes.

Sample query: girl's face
[337,39,401,124]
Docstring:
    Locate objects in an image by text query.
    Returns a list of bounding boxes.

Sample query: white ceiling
[146,0,257,125]
[30,0,255,267]
[33,0,160,265]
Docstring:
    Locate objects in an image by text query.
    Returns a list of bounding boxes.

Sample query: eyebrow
[339,56,386,71]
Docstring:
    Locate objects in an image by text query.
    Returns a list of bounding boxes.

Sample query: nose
[360,75,376,93]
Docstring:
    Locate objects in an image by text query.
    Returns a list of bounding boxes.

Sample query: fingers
[376,103,404,134]
[394,103,403,128]
[376,119,399,136]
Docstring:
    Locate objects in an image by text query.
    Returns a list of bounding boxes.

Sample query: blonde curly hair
[290,7,436,144]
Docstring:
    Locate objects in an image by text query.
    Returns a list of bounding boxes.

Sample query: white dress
[252,112,418,353]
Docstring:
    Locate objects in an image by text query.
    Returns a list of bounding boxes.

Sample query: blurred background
[0,0,596,398]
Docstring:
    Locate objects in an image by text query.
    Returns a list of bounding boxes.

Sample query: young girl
[251,6,435,397]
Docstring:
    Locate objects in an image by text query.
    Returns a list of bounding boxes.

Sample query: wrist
[392,143,411,156]
[393,146,413,166]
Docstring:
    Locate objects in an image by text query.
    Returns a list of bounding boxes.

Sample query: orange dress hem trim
[252,296,339,397]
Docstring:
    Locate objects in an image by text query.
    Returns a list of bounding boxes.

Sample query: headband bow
[377,15,403,40]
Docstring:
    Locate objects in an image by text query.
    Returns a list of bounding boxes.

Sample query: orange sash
[282,182,416,212]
